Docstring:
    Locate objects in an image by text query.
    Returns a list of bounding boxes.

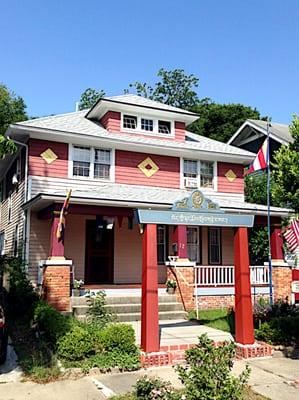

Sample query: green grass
[188,308,234,333]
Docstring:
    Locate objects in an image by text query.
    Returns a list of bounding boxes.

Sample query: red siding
[115,150,180,188]
[100,111,121,132]
[217,162,244,193]
[174,121,185,141]
[28,139,68,178]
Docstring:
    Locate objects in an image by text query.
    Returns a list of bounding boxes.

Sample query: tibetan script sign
[135,190,254,227]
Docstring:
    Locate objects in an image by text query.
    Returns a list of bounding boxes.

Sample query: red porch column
[49,212,64,258]
[270,227,284,261]
[141,224,159,353]
[234,227,255,345]
[172,225,188,259]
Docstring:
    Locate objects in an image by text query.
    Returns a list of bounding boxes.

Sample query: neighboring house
[228,119,293,157]
[0,95,292,330]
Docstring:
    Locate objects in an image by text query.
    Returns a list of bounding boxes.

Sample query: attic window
[123,115,137,129]
[158,120,171,134]
[141,118,153,132]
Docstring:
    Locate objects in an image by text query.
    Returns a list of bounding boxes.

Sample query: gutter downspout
[7,137,29,265]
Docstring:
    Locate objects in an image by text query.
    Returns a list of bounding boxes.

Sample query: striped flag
[56,189,72,242]
[245,139,268,175]
[283,220,299,252]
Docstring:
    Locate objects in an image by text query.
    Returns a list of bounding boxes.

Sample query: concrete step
[71,294,178,307]
[73,302,184,316]
[75,310,187,323]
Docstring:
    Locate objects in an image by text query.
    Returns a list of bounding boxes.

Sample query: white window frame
[0,232,5,255]
[181,158,217,191]
[157,225,167,264]
[69,145,115,182]
[8,194,12,223]
[208,227,222,265]
[121,113,175,138]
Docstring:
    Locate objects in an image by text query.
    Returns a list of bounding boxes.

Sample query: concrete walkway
[131,319,233,346]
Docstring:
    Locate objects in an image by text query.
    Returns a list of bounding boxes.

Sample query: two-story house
[0,94,292,353]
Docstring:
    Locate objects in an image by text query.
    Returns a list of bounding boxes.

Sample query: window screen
[123,115,137,129]
[73,146,91,177]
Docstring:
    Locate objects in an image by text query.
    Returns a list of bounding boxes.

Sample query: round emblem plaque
[192,191,203,208]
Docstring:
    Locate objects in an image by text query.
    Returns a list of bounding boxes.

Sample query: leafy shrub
[57,325,94,361]
[134,376,179,400]
[176,334,250,400]
[255,315,299,345]
[34,301,74,344]
[86,291,116,327]
[99,323,139,355]
[1,256,38,318]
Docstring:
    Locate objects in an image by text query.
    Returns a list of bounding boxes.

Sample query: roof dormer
[85,94,198,142]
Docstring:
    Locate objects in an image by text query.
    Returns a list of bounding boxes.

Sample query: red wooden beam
[270,227,284,261]
[234,227,255,345]
[49,212,64,258]
[141,224,159,353]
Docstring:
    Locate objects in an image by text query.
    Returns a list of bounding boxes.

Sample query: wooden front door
[85,220,114,284]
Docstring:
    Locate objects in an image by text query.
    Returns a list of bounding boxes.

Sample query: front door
[85,220,114,284]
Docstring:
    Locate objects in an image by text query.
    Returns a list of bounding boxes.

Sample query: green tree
[126,68,199,109]
[271,115,299,211]
[79,88,105,110]
[0,84,27,158]
[188,99,262,143]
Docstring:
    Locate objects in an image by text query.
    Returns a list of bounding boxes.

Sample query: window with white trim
[123,115,137,129]
[141,118,153,132]
[157,225,167,264]
[72,146,112,180]
[208,228,222,265]
[158,120,171,134]
[187,227,201,263]
[0,232,5,255]
[13,224,19,257]
[8,195,12,223]
[183,159,215,189]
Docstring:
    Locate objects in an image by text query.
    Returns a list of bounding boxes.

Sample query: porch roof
[23,182,291,217]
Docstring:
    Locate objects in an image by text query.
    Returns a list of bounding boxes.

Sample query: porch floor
[130,319,233,348]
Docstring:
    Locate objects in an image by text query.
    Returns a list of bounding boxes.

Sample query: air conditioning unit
[184,177,198,189]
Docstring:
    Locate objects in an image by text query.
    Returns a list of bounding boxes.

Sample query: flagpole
[266,117,273,305]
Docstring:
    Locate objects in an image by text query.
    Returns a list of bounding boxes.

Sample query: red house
[0,94,292,353]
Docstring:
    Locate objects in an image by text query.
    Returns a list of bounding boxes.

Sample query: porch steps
[72,294,187,322]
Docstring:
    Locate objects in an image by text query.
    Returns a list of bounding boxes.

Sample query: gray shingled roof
[26,182,291,216]
[14,110,255,159]
[103,94,197,115]
[247,119,293,144]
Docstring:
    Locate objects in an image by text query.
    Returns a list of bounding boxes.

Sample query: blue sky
[1,0,298,123]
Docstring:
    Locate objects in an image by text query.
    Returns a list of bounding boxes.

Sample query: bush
[57,325,94,361]
[86,291,116,327]
[134,376,179,400]
[176,334,250,400]
[255,315,299,345]
[34,301,74,344]
[99,323,139,355]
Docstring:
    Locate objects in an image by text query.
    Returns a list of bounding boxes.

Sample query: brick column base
[167,266,194,310]
[42,260,72,312]
[272,265,292,302]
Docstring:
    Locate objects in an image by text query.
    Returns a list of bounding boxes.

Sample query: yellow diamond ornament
[40,148,58,164]
[138,157,159,178]
[225,169,237,182]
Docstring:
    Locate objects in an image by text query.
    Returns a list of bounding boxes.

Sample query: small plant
[134,376,178,400]
[99,323,139,355]
[73,279,84,289]
[166,279,177,289]
[86,291,116,327]
[57,325,94,361]
[176,334,250,400]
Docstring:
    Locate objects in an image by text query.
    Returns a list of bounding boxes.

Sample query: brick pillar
[141,224,159,353]
[172,225,188,259]
[167,266,194,310]
[42,260,72,312]
[272,265,292,302]
[270,227,284,262]
[234,227,255,345]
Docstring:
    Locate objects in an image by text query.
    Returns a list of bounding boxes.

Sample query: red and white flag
[245,139,268,175]
[283,220,299,252]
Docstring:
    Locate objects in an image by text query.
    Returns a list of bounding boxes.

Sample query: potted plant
[166,279,177,294]
[72,279,84,297]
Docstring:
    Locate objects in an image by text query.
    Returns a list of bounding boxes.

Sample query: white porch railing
[195,265,269,287]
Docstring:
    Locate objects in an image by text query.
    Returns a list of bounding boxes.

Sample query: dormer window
[123,115,137,129]
[158,120,171,134]
[141,118,153,132]
[122,113,174,136]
